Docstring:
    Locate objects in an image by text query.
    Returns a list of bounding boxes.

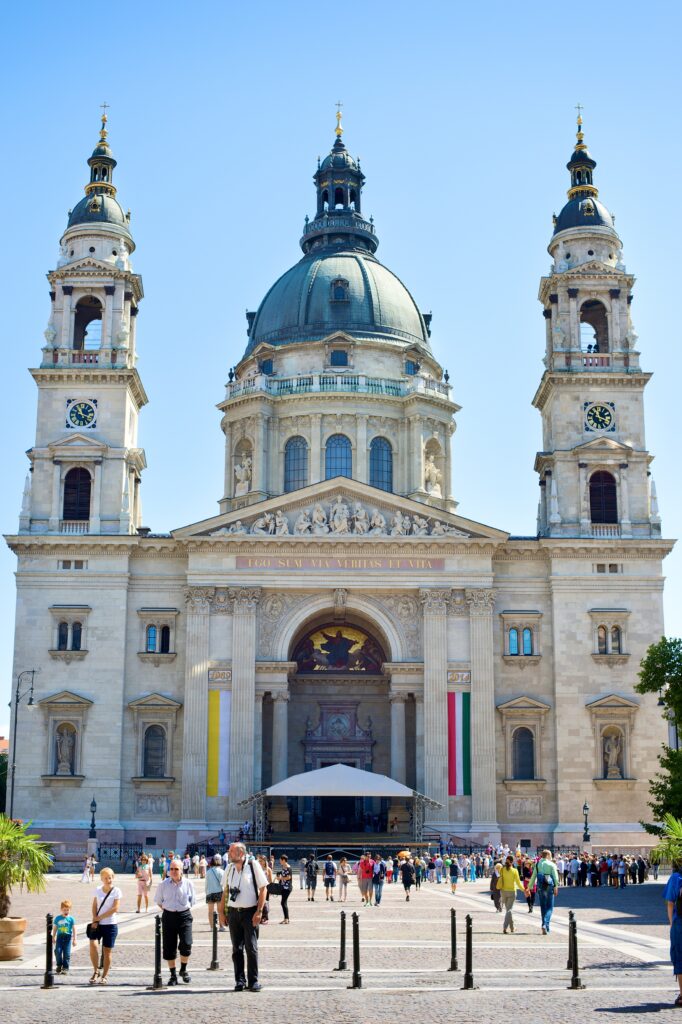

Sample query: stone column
[253,691,264,793]
[310,413,322,484]
[272,692,289,783]
[465,588,499,835]
[229,587,261,812]
[410,416,423,493]
[578,462,590,535]
[415,694,424,793]
[568,288,579,350]
[253,415,268,495]
[49,460,61,531]
[389,692,407,784]
[420,588,450,808]
[619,463,631,536]
[90,460,102,533]
[356,414,368,483]
[180,587,214,825]
[60,286,73,347]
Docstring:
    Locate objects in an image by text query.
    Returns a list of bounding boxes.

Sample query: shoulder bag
[86,888,114,940]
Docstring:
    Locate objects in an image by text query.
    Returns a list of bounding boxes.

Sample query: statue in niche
[368,509,386,534]
[412,514,430,536]
[352,503,369,535]
[115,239,130,270]
[424,454,443,497]
[55,726,75,775]
[44,321,57,346]
[274,510,290,535]
[234,456,252,497]
[294,509,312,535]
[553,324,566,349]
[311,503,329,534]
[603,733,623,779]
[251,511,274,535]
[57,241,70,267]
[329,496,350,534]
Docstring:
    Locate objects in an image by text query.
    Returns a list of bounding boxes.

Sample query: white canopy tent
[240,764,441,842]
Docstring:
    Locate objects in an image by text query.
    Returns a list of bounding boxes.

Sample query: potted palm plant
[0,815,52,960]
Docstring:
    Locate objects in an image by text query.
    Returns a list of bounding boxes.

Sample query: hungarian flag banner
[447,691,471,796]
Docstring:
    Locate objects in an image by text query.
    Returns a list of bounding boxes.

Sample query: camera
[229,887,240,902]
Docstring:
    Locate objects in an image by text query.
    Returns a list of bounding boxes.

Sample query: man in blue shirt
[664,862,682,1006]
[155,859,195,986]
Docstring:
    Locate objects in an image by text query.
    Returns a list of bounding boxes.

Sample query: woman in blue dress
[664,861,682,1006]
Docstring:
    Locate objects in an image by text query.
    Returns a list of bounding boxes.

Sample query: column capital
[389,691,408,704]
[228,586,262,612]
[184,586,215,613]
[465,588,495,613]
[272,691,290,704]
[419,587,450,614]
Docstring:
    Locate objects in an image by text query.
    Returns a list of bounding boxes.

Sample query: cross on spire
[99,102,110,141]
[335,101,343,138]
[575,102,583,123]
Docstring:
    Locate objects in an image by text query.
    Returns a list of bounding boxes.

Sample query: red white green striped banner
[447,691,471,796]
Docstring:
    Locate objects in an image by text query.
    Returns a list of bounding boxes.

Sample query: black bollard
[349,912,362,989]
[41,913,54,989]
[150,914,163,990]
[566,909,574,970]
[448,907,459,971]
[335,910,347,971]
[208,910,220,971]
[567,915,585,990]
[461,913,477,990]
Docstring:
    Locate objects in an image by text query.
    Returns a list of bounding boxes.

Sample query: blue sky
[1,0,680,732]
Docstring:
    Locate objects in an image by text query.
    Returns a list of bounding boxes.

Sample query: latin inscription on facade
[235,555,445,571]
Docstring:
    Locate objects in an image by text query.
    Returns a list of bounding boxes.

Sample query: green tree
[0,751,6,813]
[635,636,682,832]
[0,815,52,918]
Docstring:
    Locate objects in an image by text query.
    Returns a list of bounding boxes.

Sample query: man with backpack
[529,849,559,935]
[323,855,337,901]
[305,855,319,902]
[372,854,387,906]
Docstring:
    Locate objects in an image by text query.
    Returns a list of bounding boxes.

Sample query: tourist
[555,855,565,886]
[520,857,535,913]
[373,854,387,905]
[80,856,90,884]
[358,853,374,905]
[257,854,273,923]
[88,854,97,883]
[277,854,292,923]
[435,853,444,883]
[88,867,122,985]
[219,842,268,992]
[449,854,460,894]
[414,855,424,889]
[205,853,226,929]
[400,857,416,901]
[323,854,337,901]
[530,850,559,935]
[497,855,525,934]
[199,854,208,879]
[298,855,307,890]
[305,855,319,901]
[664,859,682,1006]
[182,853,191,876]
[386,855,394,883]
[155,857,195,985]
[192,853,200,878]
[338,857,351,902]
[490,860,503,912]
[52,899,77,975]
[135,853,152,913]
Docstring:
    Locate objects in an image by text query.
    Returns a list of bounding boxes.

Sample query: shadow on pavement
[594,1002,676,1014]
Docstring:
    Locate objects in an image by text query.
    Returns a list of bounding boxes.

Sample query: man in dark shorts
[401,858,416,901]
[323,855,337,901]
[305,855,319,901]
[155,858,196,985]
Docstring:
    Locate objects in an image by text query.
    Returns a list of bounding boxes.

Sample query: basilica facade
[6,111,673,849]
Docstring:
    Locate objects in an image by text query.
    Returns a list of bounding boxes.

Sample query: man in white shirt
[155,859,196,985]
[218,843,268,992]
[555,856,565,886]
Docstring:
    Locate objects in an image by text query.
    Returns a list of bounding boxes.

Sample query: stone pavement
[1,871,680,1023]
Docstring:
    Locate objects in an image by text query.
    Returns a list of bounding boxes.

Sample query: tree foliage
[649,813,682,865]
[0,752,6,813]
[0,815,52,919]
[635,637,682,832]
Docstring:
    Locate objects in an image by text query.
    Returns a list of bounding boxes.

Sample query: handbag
[267,881,283,896]
[86,887,114,940]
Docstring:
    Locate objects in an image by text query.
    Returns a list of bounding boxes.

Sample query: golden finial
[575,102,586,150]
[99,101,110,142]
[335,100,343,138]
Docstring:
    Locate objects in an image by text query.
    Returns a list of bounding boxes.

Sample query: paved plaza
[1,867,680,1022]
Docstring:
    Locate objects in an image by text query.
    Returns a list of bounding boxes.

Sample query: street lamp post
[89,796,97,839]
[582,800,591,843]
[8,669,36,820]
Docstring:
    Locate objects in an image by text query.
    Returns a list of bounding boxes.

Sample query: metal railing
[226,372,450,401]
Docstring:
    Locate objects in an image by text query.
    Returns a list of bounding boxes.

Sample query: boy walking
[53,899,77,974]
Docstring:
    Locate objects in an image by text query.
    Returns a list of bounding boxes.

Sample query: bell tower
[532,113,661,540]
[20,111,147,536]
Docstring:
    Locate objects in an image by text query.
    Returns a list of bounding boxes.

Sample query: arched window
[160,625,171,654]
[73,296,103,350]
[143,725,166,778]
[146,625,157,653]
[579,299,609,352]
[63,467,91,521]
[369,437,393,492]
[611,625,622,654]
[325,434,352,479]
[508,628,519,656]
[284,436,309,492]
[57,621,69,651]
[512,727,535,780]
[334,187,344,208]
[590,471,618,524]
[598,625,608,655]
[522,628,533,656]
[331,279,349,302]
[71,622,82,651]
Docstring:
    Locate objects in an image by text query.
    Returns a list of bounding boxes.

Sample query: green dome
[67,193,131,237]
[246,248,431,354]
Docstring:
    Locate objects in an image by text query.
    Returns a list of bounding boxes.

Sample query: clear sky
[1,0,680,735]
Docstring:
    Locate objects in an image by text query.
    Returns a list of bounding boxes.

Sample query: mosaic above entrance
[293,623,385,673]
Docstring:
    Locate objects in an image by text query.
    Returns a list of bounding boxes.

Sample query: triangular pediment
[173,478,508,542]
[497,695,551,713]
[60,256,124,275]
[585,693,639,710]
[38,689,93,708]
[48,433,107,451]
[571,260,615,275]
[128,692,183,710]
[575,437,633,453]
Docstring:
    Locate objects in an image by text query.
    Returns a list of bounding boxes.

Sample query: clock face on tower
[585,403,614,432]
[67,400,97,429]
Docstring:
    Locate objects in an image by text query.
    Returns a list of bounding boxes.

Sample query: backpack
[324,860,335,877]
[376,861,386,881]
[540,863,555,891]
[306,860,317,880]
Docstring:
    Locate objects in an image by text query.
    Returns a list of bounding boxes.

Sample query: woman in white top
[205,854,226,929]
[80,857,90,883]
[89,867,122,985]
[135,854,152,913]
